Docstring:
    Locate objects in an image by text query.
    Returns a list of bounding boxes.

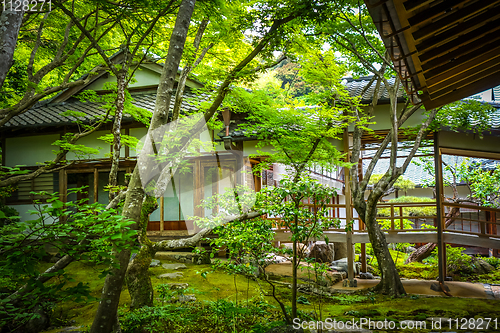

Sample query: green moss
[39,259,500,332]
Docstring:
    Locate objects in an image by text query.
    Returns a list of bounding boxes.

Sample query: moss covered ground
[40,258,500,333]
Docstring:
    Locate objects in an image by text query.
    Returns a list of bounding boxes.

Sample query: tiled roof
[342,76,405,103]
[3,90,209,129]
[365,154,500,187]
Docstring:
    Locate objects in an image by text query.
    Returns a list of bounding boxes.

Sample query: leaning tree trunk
[363,203,406,297]
[90,1,196,331]
[0,9,23,90]
[405,206,460,264]
[126,196,158,310]
[90,168,145,333]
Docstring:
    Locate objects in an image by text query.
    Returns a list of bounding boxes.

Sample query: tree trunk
[405,206,460,264]
[126,196,158,310]
[109,58,129,201]
[0,9,23,90]
[363,203,406,297]
[91,3,196,328]
[405,242,436,264]
[90,168,145,333]
[126,245,155,310]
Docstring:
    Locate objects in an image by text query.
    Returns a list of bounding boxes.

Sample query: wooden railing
[271,200,500,239]
[443,202,500,237]
[270,201,438,233]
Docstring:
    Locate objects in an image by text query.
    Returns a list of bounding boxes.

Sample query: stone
[159,272,183,279]
[308,242,334,263]
[265,325,304,333]
[333,242,354,261]
[358,272,374,279]
[166,283,188,289]
[55,327,86,333]
[281,243,310,257]
[150,259,161,267]
[330,258,360,275]
[193,252,211,265]
[162,263,187,270]
[342,279,357,287]
[406,246,417,253]
[266,262,343,287]
[178,294,196,303]
[265,254,289,265]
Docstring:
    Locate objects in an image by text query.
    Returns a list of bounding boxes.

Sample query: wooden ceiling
[365,0,500,110]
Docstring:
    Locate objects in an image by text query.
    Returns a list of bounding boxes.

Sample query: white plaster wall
[66,130,110,160]
[5,134,60,166]
[86,68,160,91]
[351,104,427,132]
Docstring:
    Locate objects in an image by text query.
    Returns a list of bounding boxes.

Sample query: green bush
[119,300,283,333]
[484,257,500,269]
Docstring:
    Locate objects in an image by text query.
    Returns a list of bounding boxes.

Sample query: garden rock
[342,279,357,287]
[358,272,374,279]
[330,258,360,275]
[308,242,334,263]
[406,246,416,253]
[265,325,304,333]
[162,263,187,270]
[281,243,310,257]
[178,294,196,303]
[55,327,86,333]
[167,283,188,289]
[193,252,211,265]
[471,257,495,275]
[159,272,183,279]
[265,254,289,265]
[150,259,161,267]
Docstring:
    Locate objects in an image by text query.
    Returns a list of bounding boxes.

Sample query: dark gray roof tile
[4,91,207,129]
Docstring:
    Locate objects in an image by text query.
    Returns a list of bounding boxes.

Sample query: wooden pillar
[358,157,367,273]
[94,168,99,203]
[434,132,447,283]
[59,169,67,203]
[343,129,355,283]
[160,196,164,232]
[193,159,202,233]
[124,128,130,158]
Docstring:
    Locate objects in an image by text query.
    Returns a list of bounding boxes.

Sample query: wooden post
[434,132,447,283]
[59,169,67,203]
[358,157,367,273]
[160,196,164,232]
[94,168,99,203]
[124,128,130,158]
[193,159,202,233]
[343,130,355,284]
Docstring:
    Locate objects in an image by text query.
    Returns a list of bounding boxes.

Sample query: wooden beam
[424,41,500,83]
[429,62,500,101]
[423,71,500,109]
[412,0,499,42]
[427,58,500,96]
[420,23,500,70]
[403,0,434,13]
[407,0,468,28]
[415,9,500,54]
[439,147,500,160]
